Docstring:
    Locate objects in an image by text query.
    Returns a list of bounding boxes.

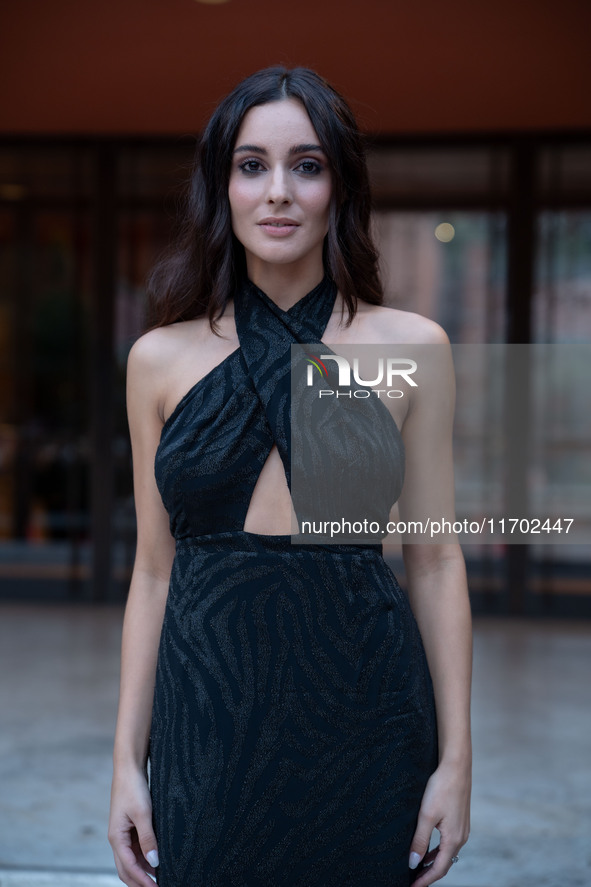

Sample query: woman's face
[228,98,332,279]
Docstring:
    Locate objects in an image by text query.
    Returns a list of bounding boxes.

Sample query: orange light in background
[0,184,26,200]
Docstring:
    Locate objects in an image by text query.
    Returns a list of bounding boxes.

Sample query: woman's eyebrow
[290,143,325,155]
[232,143,325,155]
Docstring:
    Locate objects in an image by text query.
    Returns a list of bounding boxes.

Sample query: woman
[108,66,472,887]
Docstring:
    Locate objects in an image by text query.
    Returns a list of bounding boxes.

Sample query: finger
[418,845,439,868]
[411,842,457,887]
[135,824,159,872]
[111,823,158,887]
[114,845,158,887]
[408,810,435,871]
[130,831,158,873]
[127,808,159,874]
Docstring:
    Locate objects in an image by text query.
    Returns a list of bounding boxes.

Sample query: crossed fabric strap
[233,274,404,543]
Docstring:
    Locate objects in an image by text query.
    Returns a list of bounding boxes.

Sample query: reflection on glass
[532,212,591,595]
[372,211,507,343]
[0,211,92,595]
[535,212,591,343]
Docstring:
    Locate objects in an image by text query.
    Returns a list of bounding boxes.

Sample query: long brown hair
[146,66,383,331]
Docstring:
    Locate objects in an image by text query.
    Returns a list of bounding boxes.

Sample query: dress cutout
[150,274,438,886]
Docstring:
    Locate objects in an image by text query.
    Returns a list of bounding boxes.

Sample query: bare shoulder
[128,319,206,375]
[127,318,212,419]
[353,302,450,346]
[128,312,239,424]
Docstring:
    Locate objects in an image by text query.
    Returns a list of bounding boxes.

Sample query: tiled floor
[1,604,590,887]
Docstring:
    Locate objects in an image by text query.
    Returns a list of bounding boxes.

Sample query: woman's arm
[108,333,176,887]
[403,544,472,885]
[395,325,472,886]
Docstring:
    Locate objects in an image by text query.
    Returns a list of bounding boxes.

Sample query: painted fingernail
[146,850,159,867]
[409,851,422,869]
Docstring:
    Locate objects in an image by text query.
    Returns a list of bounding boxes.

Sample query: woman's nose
[265,166,292,204]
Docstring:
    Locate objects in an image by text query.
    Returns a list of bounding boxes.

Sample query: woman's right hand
[108,766,159,886]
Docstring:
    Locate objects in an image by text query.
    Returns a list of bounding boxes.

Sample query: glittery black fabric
[150,276,438,886]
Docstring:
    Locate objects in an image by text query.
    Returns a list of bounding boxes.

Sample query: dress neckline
[244,273,334,316]
[158,274,337,444]
[235,272,338,344]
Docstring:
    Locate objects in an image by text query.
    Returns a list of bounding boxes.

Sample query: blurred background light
[0,183,26,200]
[435,222,456,242]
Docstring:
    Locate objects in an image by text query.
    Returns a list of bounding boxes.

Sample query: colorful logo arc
[305,354,329,379]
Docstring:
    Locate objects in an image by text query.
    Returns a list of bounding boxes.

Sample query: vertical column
[505,139,536,615]
[12,202,34,541]
[90,144,116,601]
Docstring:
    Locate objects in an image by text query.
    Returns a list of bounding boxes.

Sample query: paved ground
[0,873,122,886]
[1,604,590,887]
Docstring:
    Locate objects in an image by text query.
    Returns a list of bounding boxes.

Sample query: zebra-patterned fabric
[150,275,438,886]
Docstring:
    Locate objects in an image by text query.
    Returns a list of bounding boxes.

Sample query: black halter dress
[150,275,438,886]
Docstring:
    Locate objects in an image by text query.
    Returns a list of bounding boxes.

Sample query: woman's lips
[258,219,300,237]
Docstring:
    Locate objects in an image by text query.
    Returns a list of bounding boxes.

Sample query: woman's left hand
[408,757,471,886]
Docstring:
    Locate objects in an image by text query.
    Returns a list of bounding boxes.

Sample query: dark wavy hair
[146,66,383,331]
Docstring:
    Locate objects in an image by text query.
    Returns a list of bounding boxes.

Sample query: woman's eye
[238,158,323,176]
[239,160,264,174]
[297,160,322,175]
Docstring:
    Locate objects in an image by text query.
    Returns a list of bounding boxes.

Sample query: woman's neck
[245,260,326,311]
